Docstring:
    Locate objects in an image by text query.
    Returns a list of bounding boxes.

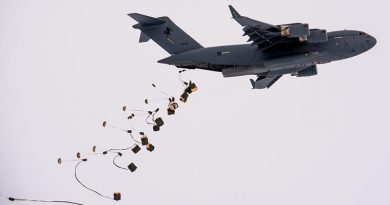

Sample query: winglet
[228,5,242,18]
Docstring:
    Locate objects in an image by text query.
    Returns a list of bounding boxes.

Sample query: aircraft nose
[365,33,377,50]
[369,35,377,47]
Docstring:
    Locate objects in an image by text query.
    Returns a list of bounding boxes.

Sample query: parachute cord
[131,125,138,133]
[105,121,140,144]
[74,161,112,200]
[146,98,170,101]
[105,124,138,142]
[131,113,149,117]
[145,113,156,126]
[183,69,191,81]
[84,153,102,156]
[152,112,158,122]
[178,69,191,87]
[112,155,128,171]
[129,109,150,114]
[8,199,83,205]
[152,84,173,97]
[106,144,134,153]
[128,120,139,134]
[145,98,170,104]
[127,122,142,144]
[63,159,84,162]
[0,194,83,205]
[178,72,187,87]
[107,125,127,133]
[129,132,141,144]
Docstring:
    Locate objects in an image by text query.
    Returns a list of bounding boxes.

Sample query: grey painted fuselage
[129,6,376,89]
[158,30,376,77]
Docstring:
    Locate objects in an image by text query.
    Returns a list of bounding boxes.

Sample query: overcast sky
[1,0,389,205]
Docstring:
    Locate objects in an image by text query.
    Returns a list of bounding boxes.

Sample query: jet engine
[307,29,328,43]
[280,23,310,38]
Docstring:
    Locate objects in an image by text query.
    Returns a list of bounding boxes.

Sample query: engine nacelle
[296,65,318,77]
[307,29,328,43]
[280,23,310,38]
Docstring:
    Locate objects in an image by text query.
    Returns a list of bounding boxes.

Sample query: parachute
[2,69,198,204]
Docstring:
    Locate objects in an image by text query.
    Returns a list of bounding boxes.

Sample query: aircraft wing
[229,5,310,50]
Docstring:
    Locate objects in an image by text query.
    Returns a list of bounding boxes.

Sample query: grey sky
[1,0,389,205]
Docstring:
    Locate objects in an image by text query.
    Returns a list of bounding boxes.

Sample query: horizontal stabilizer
[128,13,166,26]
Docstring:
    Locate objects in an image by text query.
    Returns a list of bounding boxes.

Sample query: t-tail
[128,13,203,54]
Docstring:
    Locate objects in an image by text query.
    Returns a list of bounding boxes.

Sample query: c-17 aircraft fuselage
[129,5,376,89]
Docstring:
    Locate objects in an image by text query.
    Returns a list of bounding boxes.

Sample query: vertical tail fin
[128,13,203,54]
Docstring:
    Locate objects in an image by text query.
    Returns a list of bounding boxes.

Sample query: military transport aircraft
[129,5,376,89]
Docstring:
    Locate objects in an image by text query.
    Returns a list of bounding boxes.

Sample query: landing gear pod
[128,163,137,172]
[113,192,121,201]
